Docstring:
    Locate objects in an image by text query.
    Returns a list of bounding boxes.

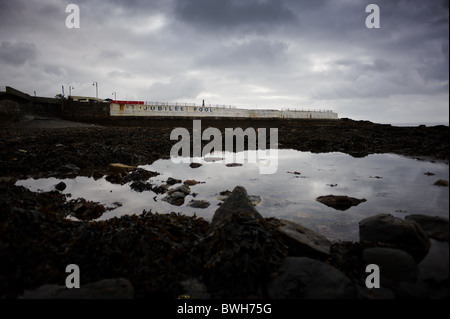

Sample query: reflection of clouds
[16,150,448,241]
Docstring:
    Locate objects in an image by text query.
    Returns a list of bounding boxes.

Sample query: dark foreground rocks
[0,182,448,299]
[405,215,449,242]
[359,214,430,261]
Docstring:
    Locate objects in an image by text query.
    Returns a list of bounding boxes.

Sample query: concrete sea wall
[110,103,338,120]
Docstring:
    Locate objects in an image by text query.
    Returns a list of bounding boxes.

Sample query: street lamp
[92,81,98,98]
[69,86,74,96]
[112,92,116,100]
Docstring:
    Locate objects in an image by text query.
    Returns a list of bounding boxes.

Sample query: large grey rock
[212,186,262,227]
[273,219,331,260]
[268,257,356,299]
[359,214,430,261]
[405,215,449,242]
[362,247,418,287]
[203,186,286,298]
[21,278,134,299]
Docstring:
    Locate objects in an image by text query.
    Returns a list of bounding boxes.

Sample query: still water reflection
[17,150,448,242]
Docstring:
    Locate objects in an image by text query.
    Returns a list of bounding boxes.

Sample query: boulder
[187,200,210,209]
[359,214,430,261]
[169,184,191,195]
[202,186,286,298]
[211,186,262,227]
[55,181,66,191]
[405,215,449,242]
[362,247,418,287]
[184,180,204,186]
[434,179,449,187]
[189,163,202,169]
[267,257,356,299]
[316,195,366,211]
[270,219,331,260]
[166,177,182,185]
[162,192,186,206]
[226,163,243,167]
[20,278,134,299]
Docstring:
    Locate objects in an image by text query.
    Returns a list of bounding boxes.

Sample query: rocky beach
[0,117,449,299]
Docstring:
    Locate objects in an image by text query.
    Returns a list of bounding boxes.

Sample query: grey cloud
[99,50,124,60]
[0,41,37,66]
[146,75,204,101]
[44,64,67,76]
[196,39,289,68]
[174,0,297,33]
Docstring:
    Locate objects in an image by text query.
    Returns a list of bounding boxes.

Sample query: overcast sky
[0,0,448,124]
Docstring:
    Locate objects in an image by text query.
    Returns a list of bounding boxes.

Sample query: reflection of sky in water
[16,150,449,243]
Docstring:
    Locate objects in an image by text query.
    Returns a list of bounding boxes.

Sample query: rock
[169,184,191,195]
[267,257,356,299]
[92,171,104,180]
[396,282,430,299]
[287,171,301,175]
[189,163,202,168]
[362,247,418,287]
[163,186,191,206]
[316,195,366,211]
[405,215,449,241]
[434,179,449,187]
[108,163,137,173]
[187,200,210,209]
[424,172,435,176]
[70,199,106,220]
[55,181,66,191]
[359,214,430,261]
[201,186,287,298]
[183,180,204,186]
[130,181,153,192]
[105,171,124,184]
[21,278,134,299]
[162,192,186,206]
[217,191,261,206]
[166,177,182,185]
[212,186,262,227]
[226,163,243,167]
[270,219,331,260]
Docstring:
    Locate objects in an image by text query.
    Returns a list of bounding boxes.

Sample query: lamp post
[69,86,74,96]
[92,81,98,98]
[112,92,116,100]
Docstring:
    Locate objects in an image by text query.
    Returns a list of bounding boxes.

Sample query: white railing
[281,108,335,113]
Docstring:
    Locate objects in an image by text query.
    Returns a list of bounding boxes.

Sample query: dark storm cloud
[195,39,289,68]
[0,41,37,66]
[174,0,298,33]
